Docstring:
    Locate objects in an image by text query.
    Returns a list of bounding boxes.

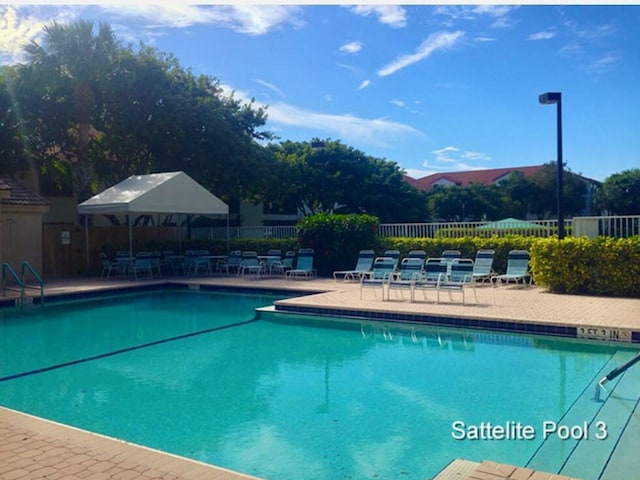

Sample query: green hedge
[530,236,640,297]
[296,213,379,276]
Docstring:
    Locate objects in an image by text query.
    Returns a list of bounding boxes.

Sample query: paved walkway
[1,275,639,480]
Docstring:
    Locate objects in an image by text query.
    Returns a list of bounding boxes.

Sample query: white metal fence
[193,216,640,241]
[376,220,564,238]
[572,215,640,239]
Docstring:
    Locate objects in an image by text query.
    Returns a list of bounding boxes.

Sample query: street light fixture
[538,91,565,239]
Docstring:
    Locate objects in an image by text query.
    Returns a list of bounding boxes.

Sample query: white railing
[192,216,639,241]
[377,220,564,238]
[573,215,640,239]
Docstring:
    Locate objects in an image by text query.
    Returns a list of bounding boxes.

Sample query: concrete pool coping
[1,275,639,480]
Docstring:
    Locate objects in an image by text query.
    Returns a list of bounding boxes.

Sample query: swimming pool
[0,289,637,479]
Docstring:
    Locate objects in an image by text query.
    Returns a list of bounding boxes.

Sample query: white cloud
[472,5,516,17]
[340,41,363,54]
[255,79,285,98]
[390,99,405,108]
[0,5,80,65]
[428,146,490,171]
[349,5,407,28]
[574,22,617,40]
[528,31,556,41]
[100,4,304,36]
[223,75,419,149]
[265,101,421,148]
[0,5,304,65]
[434,5,517,24]
[584,53,620,74]
[377,31,464,77]
[357,80,370,90]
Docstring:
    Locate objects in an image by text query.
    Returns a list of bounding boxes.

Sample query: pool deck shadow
[1,274,639,480]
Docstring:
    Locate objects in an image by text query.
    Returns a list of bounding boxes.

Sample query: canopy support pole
[128,214,133,260]
[178,214,183,254]
[84,215,90,275]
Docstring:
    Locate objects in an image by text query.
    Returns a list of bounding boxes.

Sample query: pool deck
[2,274,640,480]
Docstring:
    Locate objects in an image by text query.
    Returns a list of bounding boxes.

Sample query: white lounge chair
[493,250,532,286]
[360,257,395,300]
[437,258,477,304]
[333,249,375,281]
[238,251,264,278]
[387,257,424,301]
[411,258,447,303]
[286,248,316,279]
[383,250,401,271]
[472,249,495,284]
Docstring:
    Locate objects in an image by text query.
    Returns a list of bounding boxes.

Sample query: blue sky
[1,4,638,182]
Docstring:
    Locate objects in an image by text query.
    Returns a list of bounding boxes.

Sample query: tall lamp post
[538,91,565,239]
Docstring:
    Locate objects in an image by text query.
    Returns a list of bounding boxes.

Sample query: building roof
[0,175,50,207]
[407,165,545,190]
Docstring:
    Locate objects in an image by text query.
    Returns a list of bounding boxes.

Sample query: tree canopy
[4,20,272,204]
[264,139,427,222]
[596,169,640,214]
[423,163,591,221]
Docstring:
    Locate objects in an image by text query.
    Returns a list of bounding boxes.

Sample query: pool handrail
[595,352,640,401]
[22,261,44,305]
[2,262,25,306]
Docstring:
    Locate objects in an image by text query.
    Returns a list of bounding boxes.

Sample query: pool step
[433,459,583,479]
[527,349,640,479]
[432,459,478,479]
[563,353,640,480]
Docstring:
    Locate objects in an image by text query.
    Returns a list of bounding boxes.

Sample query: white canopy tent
[77,171,229,271]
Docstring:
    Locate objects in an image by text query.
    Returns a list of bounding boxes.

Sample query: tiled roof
[0,175,50,207]
[407,165,545,190]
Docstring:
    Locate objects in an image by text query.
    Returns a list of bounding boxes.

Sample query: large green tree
[12,20,272,208]
[596,168,640,214]
[0,67,28,175]
[529,162,589,218]
[20,20,119,200]
[93,45,273,207]
[265,139,426,222]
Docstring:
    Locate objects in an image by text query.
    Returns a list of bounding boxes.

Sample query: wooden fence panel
[43,224,180,278]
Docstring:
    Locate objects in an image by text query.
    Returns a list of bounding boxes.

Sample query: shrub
[529,238,594,294]
[531,236,640,297]
[296,213,379,276]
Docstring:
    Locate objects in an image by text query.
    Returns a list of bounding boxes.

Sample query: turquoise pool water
[0,289,636,480]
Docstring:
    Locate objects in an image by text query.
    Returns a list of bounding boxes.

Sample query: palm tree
[22,20,118,201]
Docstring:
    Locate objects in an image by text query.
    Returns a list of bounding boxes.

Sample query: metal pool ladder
[594,352,640,401]
[1,261,44,307]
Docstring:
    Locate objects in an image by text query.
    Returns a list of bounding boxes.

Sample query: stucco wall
[1,206,47,275]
